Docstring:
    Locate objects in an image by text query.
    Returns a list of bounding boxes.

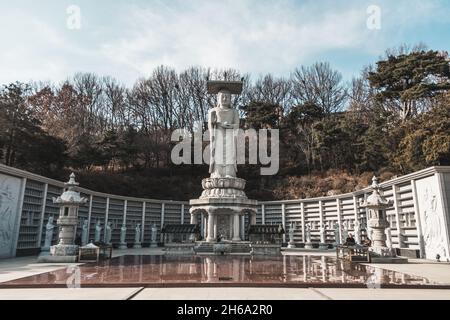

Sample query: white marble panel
[0,173,22,258]
[415,175,450,260]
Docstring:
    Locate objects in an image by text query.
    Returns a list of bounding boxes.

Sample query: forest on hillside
[1,45,450,200]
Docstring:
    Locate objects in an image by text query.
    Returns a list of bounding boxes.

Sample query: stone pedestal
[287,241,296,249]
[39,244,79,263]
[319,243,329,250]
[133,242,142,249]
[119,243,127,250]
[51,244,79,256]
[38,244,80,263]
[190,177,258,244]
[304,242,314,249]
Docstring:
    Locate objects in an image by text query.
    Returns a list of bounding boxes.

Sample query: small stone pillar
[287,222,296,248]
[134,223,142,249]
[119,224,127,249]
[39,173,87,263]
[304,223,313,249]
[150,223,158,248]
[319,224,328,250]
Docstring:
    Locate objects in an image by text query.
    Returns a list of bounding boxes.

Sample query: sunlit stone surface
[0,255,441,288]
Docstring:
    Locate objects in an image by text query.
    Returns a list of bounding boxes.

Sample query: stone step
[194,243,214,253]
[230,243,251,253]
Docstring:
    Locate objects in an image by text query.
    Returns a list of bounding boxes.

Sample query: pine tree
[368,50,450,120]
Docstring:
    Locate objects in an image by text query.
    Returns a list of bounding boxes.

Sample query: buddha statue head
[217,89,231,109]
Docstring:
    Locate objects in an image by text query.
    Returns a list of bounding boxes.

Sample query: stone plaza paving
[0,249,449,300]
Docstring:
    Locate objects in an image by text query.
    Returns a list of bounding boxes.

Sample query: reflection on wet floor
[0,255,439,288]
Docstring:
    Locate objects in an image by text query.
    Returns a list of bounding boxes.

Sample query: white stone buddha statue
[208,89,240,179]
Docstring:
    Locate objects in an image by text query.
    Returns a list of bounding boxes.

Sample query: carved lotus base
[200,177,248,199]
[201,188,247,199]
[202,177,246,190]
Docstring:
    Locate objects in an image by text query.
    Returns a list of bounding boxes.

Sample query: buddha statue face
[218,90,231,109]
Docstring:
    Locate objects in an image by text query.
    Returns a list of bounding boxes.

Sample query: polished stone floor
[0,254,445,289]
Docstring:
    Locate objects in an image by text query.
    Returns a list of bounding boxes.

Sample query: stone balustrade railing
[1,163,449,260]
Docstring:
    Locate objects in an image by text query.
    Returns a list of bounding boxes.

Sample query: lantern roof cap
[53,173,88,206]
[360,176,393,208]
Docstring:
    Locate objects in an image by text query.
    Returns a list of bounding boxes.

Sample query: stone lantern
[360,176,407,263]
[360,176,393,256]
[43,173,88,262]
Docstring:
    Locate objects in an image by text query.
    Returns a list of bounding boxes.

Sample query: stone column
[207,213,215,242]
[240,215,245,240]
[392,185,403,248]
[203,214,208,239]
[251,212,257,225]
[213,215,217,240]
[232,213,241,241]
[200,212,205,238]
[189,213,196,241]
[281,204,286,243]
[261,204,265,224]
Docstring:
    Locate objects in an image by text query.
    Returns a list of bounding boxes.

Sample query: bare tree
[102,76,128,129]
[71,73,104,134]
[178,67,209,130]
[291,62,347,114]
[246,74,292,115]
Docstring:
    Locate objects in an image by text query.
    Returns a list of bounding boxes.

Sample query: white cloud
[0,8,94,85]
[0,0,448,86]
[100,0,370,78]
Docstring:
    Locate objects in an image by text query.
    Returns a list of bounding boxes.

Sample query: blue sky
[1,0,449,86]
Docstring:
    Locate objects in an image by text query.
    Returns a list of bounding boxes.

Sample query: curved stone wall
[1,163,449,260]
